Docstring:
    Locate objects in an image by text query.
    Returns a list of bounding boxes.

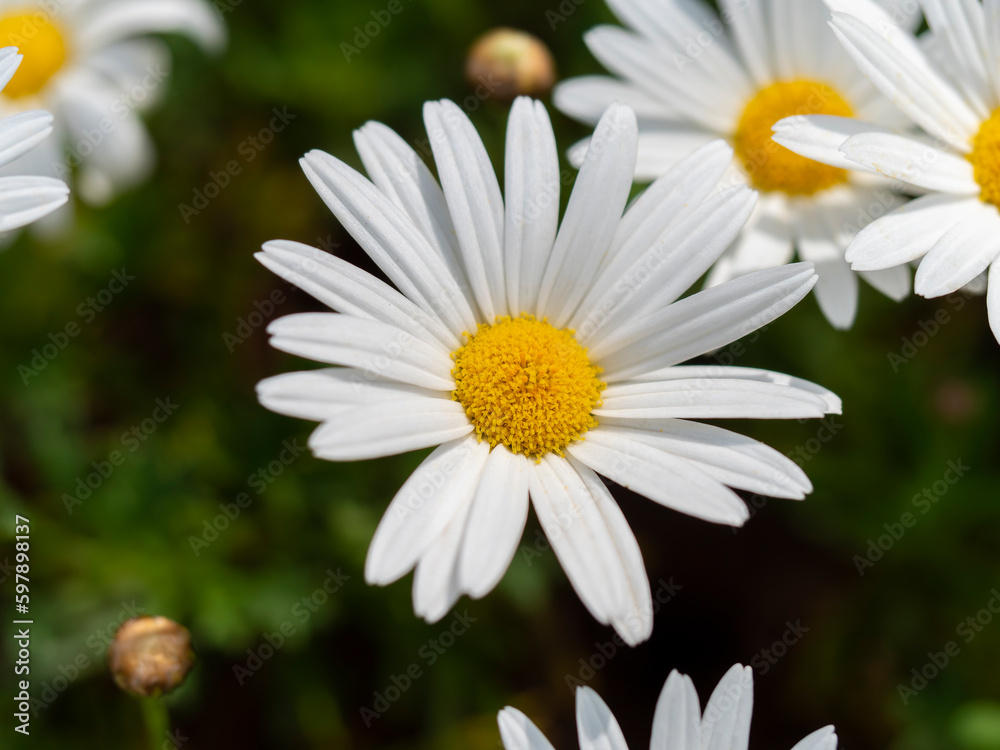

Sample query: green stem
[141,697,169,750]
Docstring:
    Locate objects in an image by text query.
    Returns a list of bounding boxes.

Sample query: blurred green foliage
[1,0,999,749]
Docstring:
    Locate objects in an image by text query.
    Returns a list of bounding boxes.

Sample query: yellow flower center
[451,314,605,459]
[0,10,68,99]
[734,80,853,195]
[971,107,1000,208]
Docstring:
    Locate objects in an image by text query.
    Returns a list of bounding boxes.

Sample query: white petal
[860,265,911,300]
[632,129,722,181]
[846,193,985,270]
[594,420,812,499]
[352,121,469,293]
[76,0,226,54]
[988,260,1000,344]
[592,264,817,380]
[256,369,441,422]
[593,378,834,421]
[705,196,796,288]
[0,110,54,169]
[537,103,637,326]
[366,436,488,586]
[796,209,858,330]
[308,400,471,461]
[577,687,631,750]
[771,115,892,172]
[257,240,458,350]
[568,429,749,526]
[498,708,557,750]
[301,149,477,335]
[504,98,560,314]
[424,99,506,319]
[412,488,477,623]
[0,47,22,92]
[790,726,838,750]
[720,0,771,85]
[915,205,1000,297]
[651,671,702,750]
[921,0,992,115]
[839,132,978,194]
[458,446,531,599]
[829,11,979,150]
[701,665,753,750]
[267,313,455,391]
[554,75,676,126]
[0,176,69,231]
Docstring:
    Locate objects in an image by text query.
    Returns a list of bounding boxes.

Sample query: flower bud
[108,616,194,697]
[466,28,556,101]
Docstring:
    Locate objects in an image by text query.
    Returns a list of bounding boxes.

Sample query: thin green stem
[141,697,169,750]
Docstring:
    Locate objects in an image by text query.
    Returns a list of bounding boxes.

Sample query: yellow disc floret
[734,80,853,195]
[451,314,605,459]
[971,107,1000,208]
[0,11,68,99]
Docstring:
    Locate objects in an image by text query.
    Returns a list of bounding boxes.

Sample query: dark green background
[2,0,999,748]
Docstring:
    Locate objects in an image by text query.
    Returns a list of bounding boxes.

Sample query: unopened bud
[108,616,194,697]
[465,28,556,101]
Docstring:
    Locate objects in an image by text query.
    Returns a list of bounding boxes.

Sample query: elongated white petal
[0,176,70,232]
[790,726,838,750]
[366,436,488,586]
[538,103,637,326]
[504,98,560,313]
[720,0,771,85]
[257,369,441,422]
[0,47,21,92]
[593,421,811,499]
[577,687,631,750]
[458,446,531,599]
[498,708,557,750]
[592,264,817,379]
[301,150,477,335]
[772,115,891,172]
[267,313,455,391]
[308,400,471,460]
[412,484,478,623]
[651,670,703,750]
[705,196,795,288]
[568,429,749,526]
[830,11,979,150]
[988,261,1000,344]
[0,110,54,169]
[594,379,833,421]
[424,100,506,319]
[796,208,858,330]
[76,0,226,53]
[257,240,458,350]
[860,265,911,300]
[915,205,1000,297]
[846,193,984,270]
[921,0,992,115]
[554,75,677,126]
[702,665,754,750]
[839,132,978,194]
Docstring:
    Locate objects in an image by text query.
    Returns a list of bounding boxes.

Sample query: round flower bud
[465,28,556,101]
[108,616,194,697]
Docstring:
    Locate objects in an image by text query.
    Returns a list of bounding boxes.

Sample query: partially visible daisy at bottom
[0,47,68,234]
[256,97,840,646]
[498,664,838,750]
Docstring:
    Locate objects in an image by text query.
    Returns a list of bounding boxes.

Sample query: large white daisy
[256,97,840,646]
[498,664,838,750]
[0,0,224,210]
[773,0,1000,343]
[553,0,922,329]
[0,47,68,232]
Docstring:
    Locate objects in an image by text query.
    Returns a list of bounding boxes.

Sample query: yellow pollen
[734,80,853,196]
[451,314,605,460]
[971,107,1000,208]
[0,11,68,99]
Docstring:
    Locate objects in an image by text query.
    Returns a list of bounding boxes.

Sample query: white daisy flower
[553,0,922,329]
[256,98,840,646]
[498,664,838,750]
[0,47,68,232]
[773,0,1000,343]
[0,0,225,210]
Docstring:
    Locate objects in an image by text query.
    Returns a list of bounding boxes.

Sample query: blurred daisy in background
[498,663,838,750]
[256,96,840,646]
[774,0,1000,343]
[0,0,225,220]
[554,0,922,329]
[0,47,67,233]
